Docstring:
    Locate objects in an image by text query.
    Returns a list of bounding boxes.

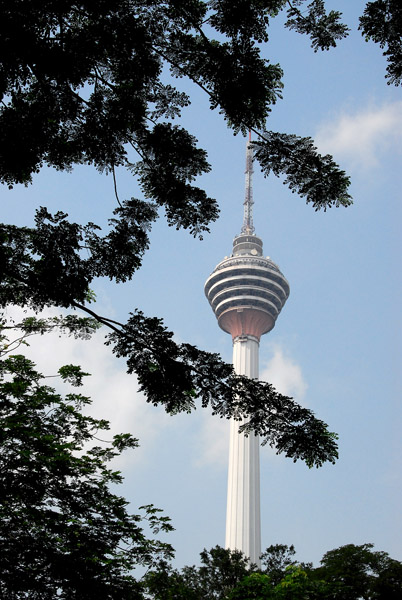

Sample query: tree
[0,0,357,469]
[144,544,402,600]
[227,572,274,600]
[259,544,298,585]
[0,1,353,207]
[359,0,402,85]
[314,543,402,600]
[143,546,252,600]
[184,546,253,599]
[253,566,330,600]
[142,562,200,600]
[371,559,402,600]
[1,2,399,590]
[0,354,173,598]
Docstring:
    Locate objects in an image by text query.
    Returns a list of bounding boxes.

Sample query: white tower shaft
[225,334,261,566]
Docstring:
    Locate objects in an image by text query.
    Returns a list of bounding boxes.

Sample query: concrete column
[225,334,261,566]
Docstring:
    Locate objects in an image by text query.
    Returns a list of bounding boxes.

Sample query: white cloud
[194,410,229,470]
[315,101,402,169]
[260,346,307,401]
[1,305,171,469]
[3,306,231,475]
[259,346,308,463]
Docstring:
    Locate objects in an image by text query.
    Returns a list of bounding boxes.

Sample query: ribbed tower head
[205,138,290,340]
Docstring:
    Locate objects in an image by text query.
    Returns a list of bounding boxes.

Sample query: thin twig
[112,165,123,208]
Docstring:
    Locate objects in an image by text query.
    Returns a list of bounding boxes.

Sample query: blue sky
[2,1,401,569]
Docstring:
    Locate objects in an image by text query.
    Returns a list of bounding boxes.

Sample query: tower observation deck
[204,138,289,565]
[204,233,289,341]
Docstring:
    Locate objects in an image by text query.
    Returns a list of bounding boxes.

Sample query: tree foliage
[0,1,399,592]
[143,543,402,599]
[107,310,338,467]
[144,546,251,600]
[359,0,402,85]
[0,0,351,205]
[314,543,402,600]
[0,355,173,599]
[285,0,350,51]
[254,133,351,211]
[0,0,354,469]
[259,544,298,585]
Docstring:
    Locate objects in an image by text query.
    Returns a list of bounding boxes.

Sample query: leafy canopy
[0,0,354,211]
[359,1,402,85]
[143,543,402,599]
[0,354,173,599]
[0,0,357,470]
[1,2,401,595]
[2,2,400,524]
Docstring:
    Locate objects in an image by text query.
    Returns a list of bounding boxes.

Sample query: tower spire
[241,131,255,235]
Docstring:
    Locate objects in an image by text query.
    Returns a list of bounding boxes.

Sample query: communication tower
[204,138,290,565]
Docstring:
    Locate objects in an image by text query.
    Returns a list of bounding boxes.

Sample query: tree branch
[112,165,123,208]
[71,301,123,333]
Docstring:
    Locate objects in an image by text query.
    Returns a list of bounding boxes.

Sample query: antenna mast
[241,131,255,235]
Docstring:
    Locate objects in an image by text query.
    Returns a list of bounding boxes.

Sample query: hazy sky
[2,1,401,569]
